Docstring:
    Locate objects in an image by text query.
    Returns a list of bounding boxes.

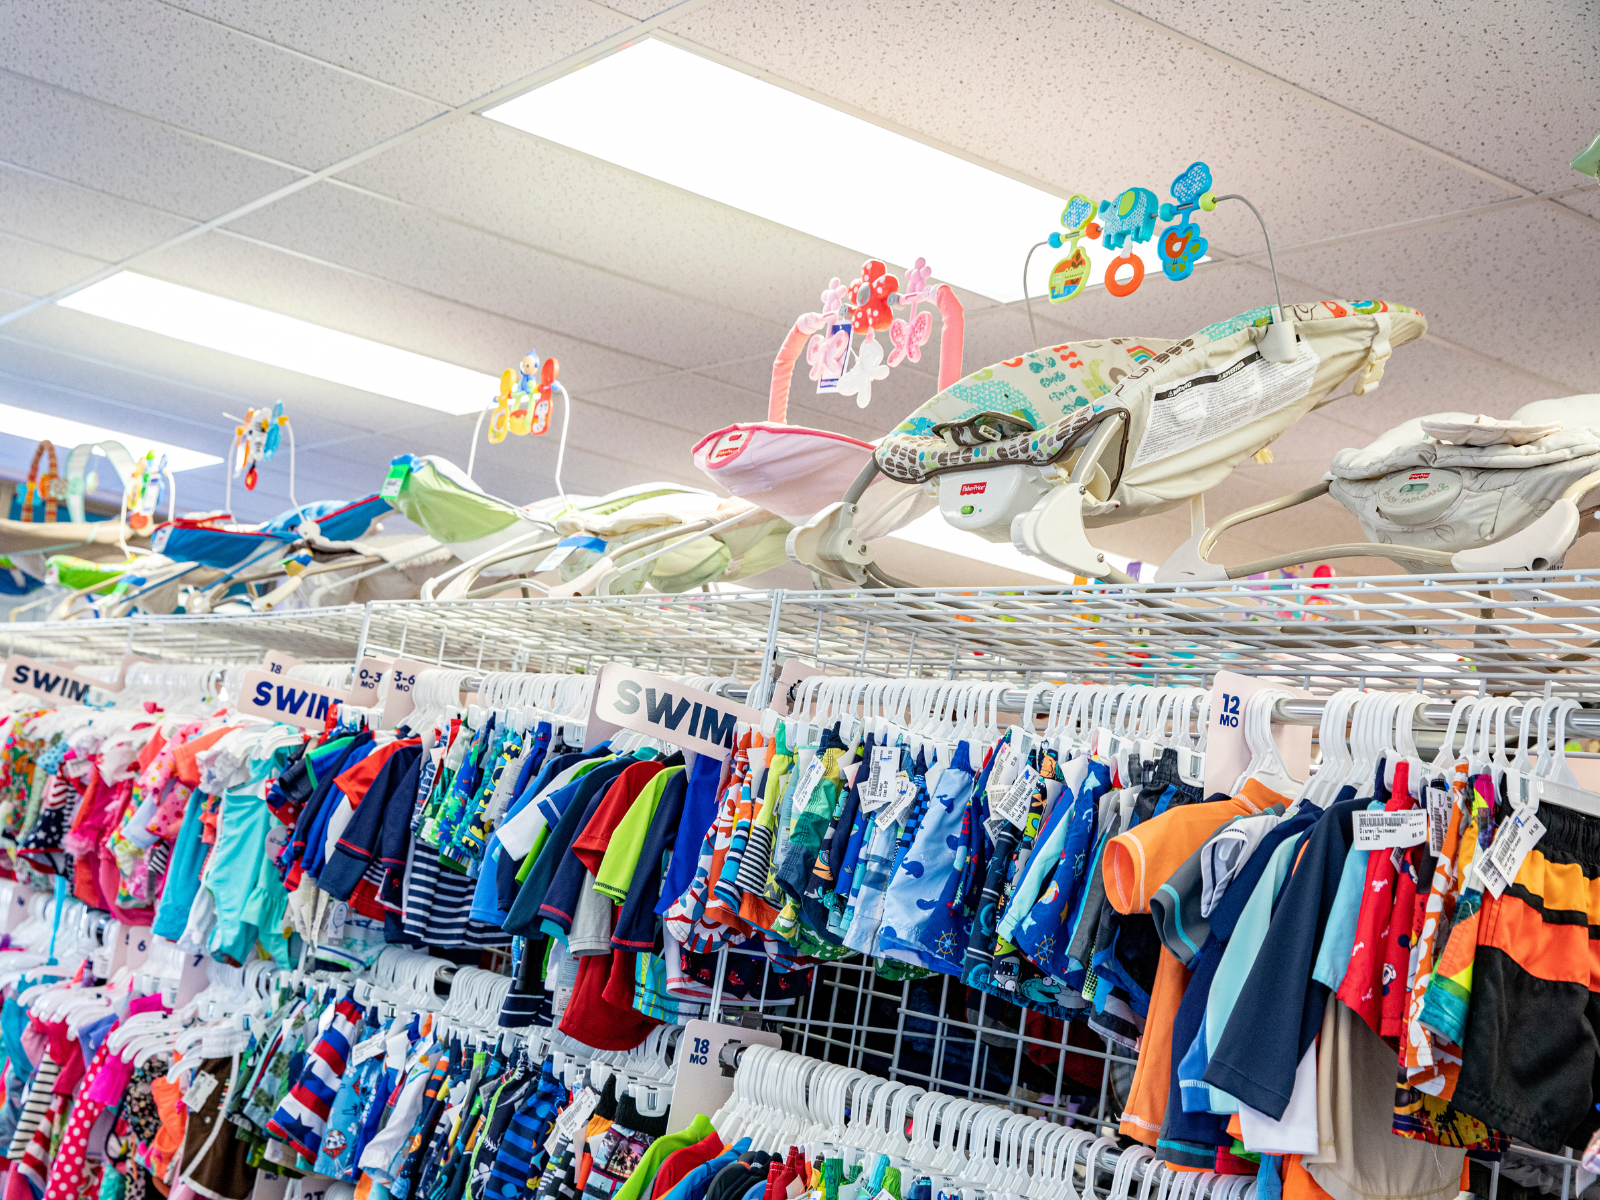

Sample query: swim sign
[3,655,100,703]
[586,663,760,760]
[238,668,351,730]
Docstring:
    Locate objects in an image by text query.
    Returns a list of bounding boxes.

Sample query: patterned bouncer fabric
[875,300,1426,524]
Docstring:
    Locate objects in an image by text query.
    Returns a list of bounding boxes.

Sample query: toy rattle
[798,257,955,410]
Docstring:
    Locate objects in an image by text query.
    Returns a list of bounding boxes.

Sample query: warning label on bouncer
[1131,339,1319,469]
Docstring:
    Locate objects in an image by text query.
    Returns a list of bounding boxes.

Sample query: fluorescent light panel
[486,40,1068,303]
[61,274,497,417]
[0,402,221,472]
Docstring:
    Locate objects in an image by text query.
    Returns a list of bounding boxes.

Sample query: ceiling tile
[334,117,923,327]
[223,181,788,366]
[0,164,192,263]
[1113,0,1600,195]
[162,0,634,105]
[0,73,302,219]
[0,0,444,170]
[1278,204,1598,393]
[141,229,671,392]
[665,0,1509,252]
[0,233,106,297]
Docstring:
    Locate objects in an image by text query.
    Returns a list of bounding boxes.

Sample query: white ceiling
[1,0,1596,580]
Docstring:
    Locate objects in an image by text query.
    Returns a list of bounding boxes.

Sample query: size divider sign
[585,663,760,761]
[237,669,351,731]
[665,1019,782,1138]
[261,649,304,676]
[1203,670,1313,797]
[381,657,439,729]
[350,656,394,708]
[3,654,106,704]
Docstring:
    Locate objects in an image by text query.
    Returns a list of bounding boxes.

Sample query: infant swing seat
[1311,396,1600,573]
[394,457,789,600]
[793,299,1425,584]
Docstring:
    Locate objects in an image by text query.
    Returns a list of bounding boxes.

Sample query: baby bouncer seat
[1315,397,1600,573]
[793,299,1426,584]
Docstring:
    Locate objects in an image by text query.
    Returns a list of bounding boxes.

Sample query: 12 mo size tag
[1352,809,1428,850]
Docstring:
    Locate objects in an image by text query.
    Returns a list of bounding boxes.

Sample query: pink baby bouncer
[691,258,966,586]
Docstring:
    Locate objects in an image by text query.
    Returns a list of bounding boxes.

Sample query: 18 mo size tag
[1352,809,1428,850]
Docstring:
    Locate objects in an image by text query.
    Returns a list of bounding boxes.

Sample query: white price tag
[792,756,826,807]
[182,1070,218,1110]
[350,1032,387,1064]
[1352,809,1428,850]
[1425,787,1452,854]
[1481,811,1545,898]
[545,1086,601,1154]
[859,746,898,812]
[880,772,917,827]
[992,765,1039,830]
[536,534,606,574]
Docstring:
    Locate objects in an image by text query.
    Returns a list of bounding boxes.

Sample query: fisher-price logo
[1408,472,1430,480]
[959,481,987,496]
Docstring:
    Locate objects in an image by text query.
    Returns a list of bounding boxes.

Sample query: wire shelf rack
[2,606,370,665]
[356,593,783,686]
[774,571,1600,698]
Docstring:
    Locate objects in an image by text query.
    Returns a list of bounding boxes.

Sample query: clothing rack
[12,573,1600,1197]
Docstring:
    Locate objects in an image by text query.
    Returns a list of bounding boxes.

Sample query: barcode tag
[880,772,917,826]
[545,1086,600,1154]
[380,461,409,499]
[350,1033,387,1064]
[1352,809,1428,849]
[859,746,898,812]
[182,1070,217,1110]
[992,765,1039,830]
[1481,811,1545,898]
[792,756,826,807]
[1426,787,1452,854]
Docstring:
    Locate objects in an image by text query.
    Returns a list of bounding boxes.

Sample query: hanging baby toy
[123,451,172,534]
[814,256,949,409]
[229,401,287,492]
[488,346,561,443]
[1042,161,1215,302]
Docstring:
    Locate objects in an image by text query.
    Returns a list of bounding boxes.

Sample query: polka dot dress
[43,1044,111,1200]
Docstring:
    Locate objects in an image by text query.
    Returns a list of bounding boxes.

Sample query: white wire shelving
[773,571,1600,698]
[355,592,784,692]
[2,606,370,665]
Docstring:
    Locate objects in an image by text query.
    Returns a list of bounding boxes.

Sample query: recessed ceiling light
[0,402,222,472]
[61,273,497,417]
[485,39,1070,303]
